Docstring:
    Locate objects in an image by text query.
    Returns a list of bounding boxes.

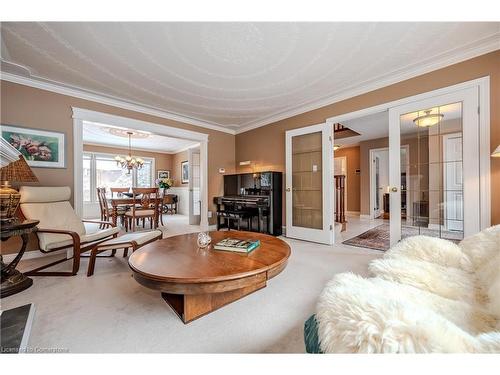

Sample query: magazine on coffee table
[213,238,260,253]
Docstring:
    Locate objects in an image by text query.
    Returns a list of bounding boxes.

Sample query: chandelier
[114,132,144,174]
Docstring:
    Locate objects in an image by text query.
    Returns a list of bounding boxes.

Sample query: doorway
[325,77,490,249]
[72,108,209,231]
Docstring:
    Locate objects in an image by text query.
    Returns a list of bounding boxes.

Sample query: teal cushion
[304,314,323,353]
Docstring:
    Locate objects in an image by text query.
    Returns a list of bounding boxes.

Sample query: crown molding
[235,33,500,134]
[0,71,236,135]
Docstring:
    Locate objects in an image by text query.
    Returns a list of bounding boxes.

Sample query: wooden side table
[1,219,39,297]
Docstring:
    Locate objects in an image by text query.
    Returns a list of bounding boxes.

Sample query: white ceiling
[1,22,499,133]
[82,121,199,153]
[339,102,463,147]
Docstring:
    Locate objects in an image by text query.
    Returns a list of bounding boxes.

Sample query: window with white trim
[83,151,155,202]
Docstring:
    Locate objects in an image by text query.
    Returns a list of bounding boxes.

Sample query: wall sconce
[333,144,342,151]
[239,161,252,166]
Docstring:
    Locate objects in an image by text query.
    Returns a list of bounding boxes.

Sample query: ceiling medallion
[114,132,144,174]
[107,127,150,139]
[413,109,444,128]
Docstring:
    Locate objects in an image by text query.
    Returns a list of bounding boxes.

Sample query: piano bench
[216,211,252,231]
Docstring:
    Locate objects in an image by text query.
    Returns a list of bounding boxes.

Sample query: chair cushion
[94,230,162,251]
[385,235,473,273]
[19,186,71,203]
[125,210,155,217]
[460,225,500,271]
[369,257,481,303]
[44,225,119,251]
[21,200,87,251]
[316,273,497,353]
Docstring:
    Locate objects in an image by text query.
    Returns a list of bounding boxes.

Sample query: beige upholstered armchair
[19,186,120,276]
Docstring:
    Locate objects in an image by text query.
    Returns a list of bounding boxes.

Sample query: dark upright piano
[214,171,282,235]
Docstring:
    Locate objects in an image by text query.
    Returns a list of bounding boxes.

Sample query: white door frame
[326,77,491,239]
[72,107,209,230]
[188,147,201,225]
[388,86,481,242]
[285,122,334,245]
[334,155,348,212]
[369,145,410,220]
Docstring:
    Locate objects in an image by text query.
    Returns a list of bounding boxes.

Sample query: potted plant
[156,177,173,191]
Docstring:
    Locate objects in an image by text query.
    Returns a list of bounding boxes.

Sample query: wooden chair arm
[36,228,81,253]
[82,220,116,228]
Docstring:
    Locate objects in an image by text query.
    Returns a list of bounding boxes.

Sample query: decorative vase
[197,232,211,248]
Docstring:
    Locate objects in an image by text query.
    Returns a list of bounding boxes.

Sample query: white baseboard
[359,214,372,220]
[208,224,217,231]
[346,211,360,216]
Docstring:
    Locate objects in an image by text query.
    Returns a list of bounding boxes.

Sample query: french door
[387,86,480,246]
[285,123,334,244]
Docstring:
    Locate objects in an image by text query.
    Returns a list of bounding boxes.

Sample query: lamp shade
[492,145,500,158]
[0,139,38,183]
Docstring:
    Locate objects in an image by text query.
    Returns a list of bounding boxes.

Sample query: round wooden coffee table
[129,231,291,323]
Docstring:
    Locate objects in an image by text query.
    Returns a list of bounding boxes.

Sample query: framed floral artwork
[1,124,66,168]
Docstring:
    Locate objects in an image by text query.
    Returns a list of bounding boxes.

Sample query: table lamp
[492,145,500,158]
[0,138,38,222]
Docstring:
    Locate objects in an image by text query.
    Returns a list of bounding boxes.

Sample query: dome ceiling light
[413,109,444,128]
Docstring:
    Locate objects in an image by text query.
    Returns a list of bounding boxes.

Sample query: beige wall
[334,146,360,212]
[1,81,235,254]
[171,150,189,187]
[236,50,500,225]
[83,144,173,177]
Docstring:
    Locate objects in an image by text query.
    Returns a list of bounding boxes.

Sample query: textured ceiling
[1,22,499,133]
[83,121,199,153]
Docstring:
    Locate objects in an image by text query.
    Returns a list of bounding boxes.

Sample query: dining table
[108,196,163,228]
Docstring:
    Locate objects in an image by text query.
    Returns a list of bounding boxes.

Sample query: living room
[1,1,500,373]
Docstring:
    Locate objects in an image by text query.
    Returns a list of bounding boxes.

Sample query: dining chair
[110,187,130,198]
[97,187,127,227]
[124,187,159,232]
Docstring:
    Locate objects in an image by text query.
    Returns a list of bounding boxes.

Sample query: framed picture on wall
[181,160,189,184]
[157,170,170,179]
[0,124,66,168]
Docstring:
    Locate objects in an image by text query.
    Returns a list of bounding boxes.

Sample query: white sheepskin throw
[368,257,483,303]
[460,224,500,271]
[385,235,473,273]
[316,273,499,353]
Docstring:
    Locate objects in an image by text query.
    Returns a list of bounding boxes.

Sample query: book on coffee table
[213,238,260,253]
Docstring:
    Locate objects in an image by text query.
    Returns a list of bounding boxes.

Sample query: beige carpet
[1,223,380,353]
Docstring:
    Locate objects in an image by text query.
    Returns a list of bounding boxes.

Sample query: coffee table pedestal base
[162,281,266,324]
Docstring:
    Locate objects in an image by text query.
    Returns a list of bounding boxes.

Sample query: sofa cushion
[385,235,473,272]
[369,257,482,303]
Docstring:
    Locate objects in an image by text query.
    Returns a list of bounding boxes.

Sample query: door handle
[285,187,291,192]
[391,187,398,192]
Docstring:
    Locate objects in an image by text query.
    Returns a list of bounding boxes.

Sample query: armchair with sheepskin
[305,225,500,353]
